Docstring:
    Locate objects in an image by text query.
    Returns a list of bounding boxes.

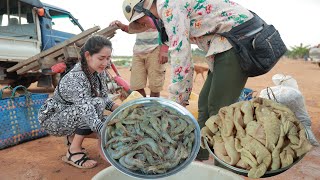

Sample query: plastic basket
[0,85,49,149]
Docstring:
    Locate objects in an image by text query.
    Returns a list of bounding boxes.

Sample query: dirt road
[0,58,319,180]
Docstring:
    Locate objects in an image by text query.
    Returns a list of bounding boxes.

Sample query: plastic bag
[122,91,143,104]
[271,74,299,89]
[238,88,254,101]
[51,62,67,73]
[259,74,319,146]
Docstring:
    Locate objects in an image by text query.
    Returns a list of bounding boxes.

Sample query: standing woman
[121,0,256,161]
[38,35,119,168]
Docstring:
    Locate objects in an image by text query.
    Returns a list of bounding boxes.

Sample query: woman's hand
[111,103,120,112]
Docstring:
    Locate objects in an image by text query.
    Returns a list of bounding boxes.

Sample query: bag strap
[266,87,279,103]
[217,10,266,51]
[244,90,257,100]
[11,85,29,97]
[11,85,33,107]
[0,86,13,99]
[228,11,265,35]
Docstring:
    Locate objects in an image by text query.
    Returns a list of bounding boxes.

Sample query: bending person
[39,35,119,168]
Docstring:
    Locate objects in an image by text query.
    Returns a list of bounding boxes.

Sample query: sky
[42,0,320,56]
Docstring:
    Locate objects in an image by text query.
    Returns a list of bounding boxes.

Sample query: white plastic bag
[271,74,299,89]
[259,74,319,146]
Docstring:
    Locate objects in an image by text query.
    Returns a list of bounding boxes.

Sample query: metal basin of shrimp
[101,97,201,179]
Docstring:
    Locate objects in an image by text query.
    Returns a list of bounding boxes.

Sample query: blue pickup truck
[0,0,84,87]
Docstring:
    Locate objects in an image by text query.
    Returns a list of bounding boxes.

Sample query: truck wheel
[9,78,33,88]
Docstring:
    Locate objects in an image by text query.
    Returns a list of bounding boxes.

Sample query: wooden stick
[45,49,64,59]
[17,61,40,74]
[76,25,119,47]
[7,26,100,73]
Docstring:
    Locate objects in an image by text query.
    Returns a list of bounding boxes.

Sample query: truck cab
[0,0,83,87]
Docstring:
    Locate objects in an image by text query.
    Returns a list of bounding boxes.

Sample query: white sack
[260,74,319,146]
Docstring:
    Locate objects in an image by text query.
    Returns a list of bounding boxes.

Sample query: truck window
[49,10,82,35]
[0,15,9,26]
[0,0,36,39]
[0,14,29,26]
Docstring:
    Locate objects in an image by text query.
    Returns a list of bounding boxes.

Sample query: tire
[9,78,33,88]
[318,63,320,68]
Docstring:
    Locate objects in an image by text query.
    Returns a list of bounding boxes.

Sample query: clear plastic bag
[259,74,319,146]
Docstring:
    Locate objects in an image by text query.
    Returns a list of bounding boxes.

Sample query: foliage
[192,48,206,57]
[112,56,132,67]
[192,48,206,63]
[113,56,132,59]
[285,43,310,59]
[112,60,131,67]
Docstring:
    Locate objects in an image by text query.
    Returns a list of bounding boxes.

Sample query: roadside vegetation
[285,43,310,59]
[112,43,315,67]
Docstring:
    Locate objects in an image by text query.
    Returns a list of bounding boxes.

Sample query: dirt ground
[0,58,319,180]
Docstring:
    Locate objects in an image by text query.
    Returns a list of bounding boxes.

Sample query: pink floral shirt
[157,0,253,104]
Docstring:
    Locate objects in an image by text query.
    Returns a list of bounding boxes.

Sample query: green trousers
[196,48,248,160]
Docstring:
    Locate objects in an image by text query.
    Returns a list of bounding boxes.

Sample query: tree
[285,43,310,59]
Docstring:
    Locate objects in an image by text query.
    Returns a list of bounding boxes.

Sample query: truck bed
[7,25,118,74]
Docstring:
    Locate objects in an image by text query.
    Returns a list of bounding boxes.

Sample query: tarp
[20,0,43,7]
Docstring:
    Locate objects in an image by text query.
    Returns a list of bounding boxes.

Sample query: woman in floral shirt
[122,0,254,160]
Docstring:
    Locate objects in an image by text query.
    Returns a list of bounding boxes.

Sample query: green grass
[112,56,132,67]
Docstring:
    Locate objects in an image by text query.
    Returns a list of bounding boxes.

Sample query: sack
[219,12,287,77]
[0,85,49,149]
[259,74,319,146]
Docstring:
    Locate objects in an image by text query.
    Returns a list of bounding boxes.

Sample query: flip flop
[62,149,97,169]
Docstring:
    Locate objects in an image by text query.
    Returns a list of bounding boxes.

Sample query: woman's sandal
[62,149,97,169]
[64,135,86,153]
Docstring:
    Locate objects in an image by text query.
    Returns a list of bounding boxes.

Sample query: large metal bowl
[100,97,201,179]
[203,137,306,178]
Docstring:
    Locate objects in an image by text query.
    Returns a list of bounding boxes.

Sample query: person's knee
[92,97,104,103]
[90,97,105,111]
[130,74,147,91]
[149,71,165,93]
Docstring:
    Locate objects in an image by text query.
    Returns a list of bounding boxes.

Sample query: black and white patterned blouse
[38,63,114,136]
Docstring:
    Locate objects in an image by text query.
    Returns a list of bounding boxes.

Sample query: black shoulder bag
[218,11,287,77]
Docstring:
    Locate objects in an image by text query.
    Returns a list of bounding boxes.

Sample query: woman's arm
[59,72,111,108]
